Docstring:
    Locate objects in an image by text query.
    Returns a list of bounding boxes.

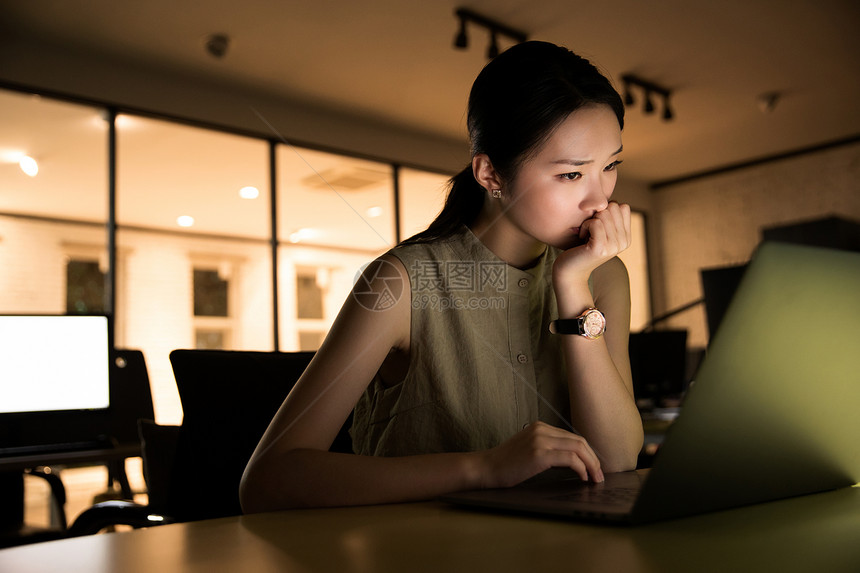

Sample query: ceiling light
[643,91,655,114]
[452,8,527,60]
[366,206,383,218]
[621,74,674,123]
[239,186,259,199]
[19,156,38,177]
[115,114,140,130]
[663,98,674,121]
[623,81,635,106]
[757,92,781,113]
[205,33,230,59]
[177,215,195,228]
[487,31,500,59]
[454,17,468,48]
[289,228,316,244]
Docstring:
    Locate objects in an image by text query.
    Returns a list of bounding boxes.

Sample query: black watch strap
[548,318,582,335]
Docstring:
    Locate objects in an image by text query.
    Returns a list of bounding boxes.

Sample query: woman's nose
[582,180,609,213]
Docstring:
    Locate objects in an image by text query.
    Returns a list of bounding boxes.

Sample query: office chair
[70,349,353,534]
[166,349,319,520]
[103,349,156,499]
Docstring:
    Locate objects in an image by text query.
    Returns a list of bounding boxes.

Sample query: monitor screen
[0,315,110,414]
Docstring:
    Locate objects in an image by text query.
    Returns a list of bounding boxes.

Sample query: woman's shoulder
[389,229,467,266]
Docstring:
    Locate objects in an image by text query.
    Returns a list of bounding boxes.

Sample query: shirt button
[518,278,529,288]
[516,353,528,364]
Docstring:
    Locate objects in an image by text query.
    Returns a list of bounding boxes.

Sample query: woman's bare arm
[240,255,607,512]
[552,204,644,472]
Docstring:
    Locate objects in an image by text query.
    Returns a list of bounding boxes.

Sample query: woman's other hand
[477,421,604,489]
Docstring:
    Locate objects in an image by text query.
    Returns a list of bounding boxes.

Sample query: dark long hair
[403,41,624,245]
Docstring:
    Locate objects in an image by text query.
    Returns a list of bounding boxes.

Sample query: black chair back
[110,349,155,447]
[167,350,316,521]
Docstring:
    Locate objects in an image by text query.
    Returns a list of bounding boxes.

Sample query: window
[193,269,229,317]
[294,267,328,351]
[66,259,105,314]
[296,270,324,320]
[191,263,239,350]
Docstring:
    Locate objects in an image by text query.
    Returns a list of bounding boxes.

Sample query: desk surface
[1,486,859,573]
[0,444,140,473]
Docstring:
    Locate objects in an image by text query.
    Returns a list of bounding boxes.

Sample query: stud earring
[491,188,502,199]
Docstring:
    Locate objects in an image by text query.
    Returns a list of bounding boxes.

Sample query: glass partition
[276,146,395,350]
[116,116,272,423]
[0,91,108,315]
[398,167,449,240]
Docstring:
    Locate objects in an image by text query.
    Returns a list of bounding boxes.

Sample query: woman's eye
[604,160,623,172]
[559,172,582,181]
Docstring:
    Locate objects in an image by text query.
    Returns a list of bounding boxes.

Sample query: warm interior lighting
[114,114,140,130]
[239,186,259,199]
[19,156,38,177]
[366,206,383,218]
[177,215,195,228]
[289,228,316,243]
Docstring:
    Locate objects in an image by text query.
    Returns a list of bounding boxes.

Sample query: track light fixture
[621,74,674,122]
[453,8,527,59]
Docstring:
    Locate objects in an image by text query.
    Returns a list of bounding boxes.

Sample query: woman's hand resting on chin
[554,201,632,285]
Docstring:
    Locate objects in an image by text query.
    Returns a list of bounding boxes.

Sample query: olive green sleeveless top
[351,226,572,456]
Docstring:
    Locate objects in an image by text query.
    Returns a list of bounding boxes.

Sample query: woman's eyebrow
[550,145,624,166]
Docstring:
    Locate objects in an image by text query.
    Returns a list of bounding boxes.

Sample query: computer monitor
[629,329,689,406]
[0,315,112,454]
[700,264,747,340]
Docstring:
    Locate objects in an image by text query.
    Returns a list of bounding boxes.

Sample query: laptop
[441,241,860,524]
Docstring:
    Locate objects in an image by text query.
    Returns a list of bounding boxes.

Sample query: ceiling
[2,0,859,185]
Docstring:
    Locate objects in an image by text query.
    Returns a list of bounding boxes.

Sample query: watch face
[582,309,606,338]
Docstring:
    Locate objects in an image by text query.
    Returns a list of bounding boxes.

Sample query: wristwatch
[549,307,606,339]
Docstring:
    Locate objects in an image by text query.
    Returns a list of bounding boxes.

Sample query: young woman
[240,41,643,511]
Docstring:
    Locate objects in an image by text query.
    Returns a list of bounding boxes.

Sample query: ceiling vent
[300,167,390,191]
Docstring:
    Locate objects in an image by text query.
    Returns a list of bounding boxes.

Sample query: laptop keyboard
[548,486,640,505]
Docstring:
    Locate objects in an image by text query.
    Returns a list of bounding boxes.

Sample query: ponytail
[400,165,485,245]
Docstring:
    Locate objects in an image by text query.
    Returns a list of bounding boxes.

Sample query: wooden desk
[1,486,858,572]
[0,444,140,473]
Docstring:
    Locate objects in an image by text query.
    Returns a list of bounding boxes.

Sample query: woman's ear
[472,154,504,192]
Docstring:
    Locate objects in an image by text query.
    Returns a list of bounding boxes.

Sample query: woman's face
[500,104,623,251]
